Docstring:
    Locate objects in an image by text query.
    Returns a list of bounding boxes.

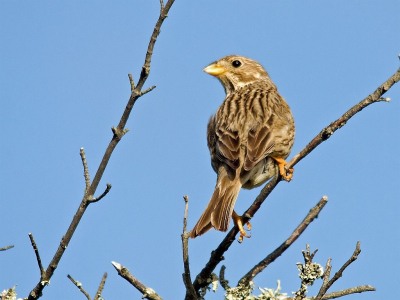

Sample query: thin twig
[315,285,375,299]
[111,261,163,300]
[159,0,164,11]
[191,64,400,293]
[80,148,91,194]
[219,265,231,291]
[140,85,156,96]
[27,3,176,298]
[128,73,135,92]
[28,233,46,280]
[67,274,91,300]
[282,285,375,300]
[88,183,112,203]
[182,196,197,300]
[314,242,361,300]
[238,196,328,286]
[94,273,107,300]
[0,245,14,251]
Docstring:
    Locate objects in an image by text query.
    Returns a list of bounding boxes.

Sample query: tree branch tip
[111,261,122,270]
[322,195,328,201]
[379,97,390,102]
[128,73,135,90]
[183,195,189,202]
[0,244,14,251]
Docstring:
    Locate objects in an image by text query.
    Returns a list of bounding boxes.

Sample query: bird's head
[203,55,272,95]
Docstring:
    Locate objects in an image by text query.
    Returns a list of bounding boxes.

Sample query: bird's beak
[203,63,226,76]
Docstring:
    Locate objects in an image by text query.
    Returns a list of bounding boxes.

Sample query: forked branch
[27,1,176,299]
[314,242,362,300]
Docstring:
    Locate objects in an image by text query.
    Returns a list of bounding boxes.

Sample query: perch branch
[191,63,400,293]
[27,1,176,299]
[239,196,328,286]
[94,273,107,300]
[182,196,197,300]
[111,261,163,300]
[67,274,91,300]
[314,242,361,300]
[0,244,14,251]
[80,148,91,194]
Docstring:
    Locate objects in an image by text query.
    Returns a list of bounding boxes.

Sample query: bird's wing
[215,127,241,169]
[243,92,276,171]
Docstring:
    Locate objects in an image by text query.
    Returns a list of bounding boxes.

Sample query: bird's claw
[232,211,251,243]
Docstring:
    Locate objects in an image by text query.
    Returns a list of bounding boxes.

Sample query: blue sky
[1,1,399,299]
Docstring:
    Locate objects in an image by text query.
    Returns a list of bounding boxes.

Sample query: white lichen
[225,280,287,300]
[0,286,23,300]
[293,261,323,297]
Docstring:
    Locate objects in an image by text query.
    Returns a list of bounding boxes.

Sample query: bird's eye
[232,60,241,68]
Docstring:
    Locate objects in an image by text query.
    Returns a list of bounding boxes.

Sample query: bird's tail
[190,168,242,238]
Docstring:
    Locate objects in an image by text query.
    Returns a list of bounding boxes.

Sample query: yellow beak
[203,63,226,76]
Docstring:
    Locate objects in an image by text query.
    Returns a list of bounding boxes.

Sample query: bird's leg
[232,210,251,243]
[271,157,294,181]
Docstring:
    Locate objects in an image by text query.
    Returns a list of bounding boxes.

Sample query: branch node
[89,183,112,203]
[111,126,128,140]
[140,85,156,96]
[111,261,162,300]
[67,274,91,300]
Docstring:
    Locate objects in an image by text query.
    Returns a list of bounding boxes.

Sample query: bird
[189,55,295,242]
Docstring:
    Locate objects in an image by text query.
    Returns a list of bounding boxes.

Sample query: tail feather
[190,170,242,238]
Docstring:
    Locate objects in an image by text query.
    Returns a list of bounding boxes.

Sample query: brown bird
[190,55,295,242]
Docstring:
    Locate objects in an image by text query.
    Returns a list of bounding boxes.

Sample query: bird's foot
[232,210,251,243]
[272,157,294,181]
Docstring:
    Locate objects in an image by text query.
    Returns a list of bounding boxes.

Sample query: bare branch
[314,242,361,300]
[28,233,46,282]
[111,261,163,300]
[219,265,230,291]
[192,63,400,293]
[27,2,176,298]
[159,0,164,11]
[140,85,156,96]
[94,273,107,300]
[67,274,91,300]
[128,73,135,92]
[316,285,375,299]
[181,196,197,300]
[239,196,328,286]
[135,1,174,91]
[80,148,91,194]
[88,183,112,203]
[0,244,14,251]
